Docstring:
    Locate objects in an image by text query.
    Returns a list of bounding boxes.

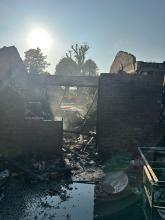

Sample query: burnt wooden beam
[28,75,99,87]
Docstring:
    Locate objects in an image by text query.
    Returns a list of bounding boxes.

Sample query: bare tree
[66,44,89,75]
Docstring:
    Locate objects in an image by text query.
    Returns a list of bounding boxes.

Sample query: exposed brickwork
[0,46,28,90]
[0,87,25,128]
[97,73,164,156]
[0,120,63,156]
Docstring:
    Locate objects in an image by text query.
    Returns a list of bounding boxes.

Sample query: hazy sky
[0,0,165,73]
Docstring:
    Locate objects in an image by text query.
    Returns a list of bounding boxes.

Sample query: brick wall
[97,73,164,156]
[0,119,63,156]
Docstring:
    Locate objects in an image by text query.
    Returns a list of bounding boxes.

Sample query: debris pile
[0,168,10,201]
[63,134,105,182]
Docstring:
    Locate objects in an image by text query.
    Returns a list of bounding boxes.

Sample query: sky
[0,0,165,74]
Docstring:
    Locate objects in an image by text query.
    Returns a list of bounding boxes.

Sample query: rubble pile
[63,134,105,182]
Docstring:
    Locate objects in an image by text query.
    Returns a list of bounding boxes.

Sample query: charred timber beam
[28,75,99,87]
[63,129,96,137]
[72,180,98,184]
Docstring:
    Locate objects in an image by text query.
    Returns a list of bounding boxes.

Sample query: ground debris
[63,134,104,182]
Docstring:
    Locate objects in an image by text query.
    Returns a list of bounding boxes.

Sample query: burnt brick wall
[97,73,164,156]
[0,120,63,156]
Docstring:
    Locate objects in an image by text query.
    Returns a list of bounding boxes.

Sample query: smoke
[47,86,64,120]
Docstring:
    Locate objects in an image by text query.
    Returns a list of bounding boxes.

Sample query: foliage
[55,43,98,76]
[55,57,79,76]
[83,59,98,76]
[66,44,89,74]
[24,47,50,74]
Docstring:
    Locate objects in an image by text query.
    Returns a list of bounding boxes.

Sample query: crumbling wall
[110,51,136,74]
[21,120,63,155]
[0,46,62,157]
[0,87,25,127]
[0,46,28,90]
[135,61,165,74]
[0,86,62,156]
[110,50,165,75]
[0,120,63,156]
[97,73,164,156]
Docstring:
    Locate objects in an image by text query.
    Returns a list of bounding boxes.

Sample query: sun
[27,28,52,50]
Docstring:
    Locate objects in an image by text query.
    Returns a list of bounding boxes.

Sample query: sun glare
[27,28,52,50]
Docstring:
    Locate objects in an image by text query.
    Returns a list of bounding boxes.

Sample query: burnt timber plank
[28,75,99,87]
